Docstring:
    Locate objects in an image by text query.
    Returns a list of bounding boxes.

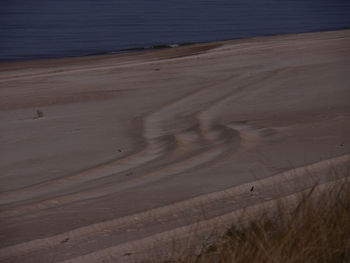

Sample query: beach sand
[0,30,350,262]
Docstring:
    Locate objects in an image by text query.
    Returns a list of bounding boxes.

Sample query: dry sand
[0,30,350,262]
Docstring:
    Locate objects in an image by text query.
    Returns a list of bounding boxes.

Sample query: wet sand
[0,30,350,262]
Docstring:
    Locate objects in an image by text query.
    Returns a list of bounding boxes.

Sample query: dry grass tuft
[143,179,350,263]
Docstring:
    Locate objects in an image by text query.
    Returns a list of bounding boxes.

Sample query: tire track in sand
[0,69,282,219]
[0,77,231,205]
[0,154,348,262]
[0,71,255,205]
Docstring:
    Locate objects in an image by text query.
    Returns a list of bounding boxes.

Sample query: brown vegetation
[144,179,350,263]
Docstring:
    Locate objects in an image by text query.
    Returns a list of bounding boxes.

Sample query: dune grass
[141,178,350,263]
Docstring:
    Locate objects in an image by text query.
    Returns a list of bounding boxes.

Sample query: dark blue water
[1,0,350,61]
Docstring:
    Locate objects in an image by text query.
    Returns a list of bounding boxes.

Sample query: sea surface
[1,0,350,61]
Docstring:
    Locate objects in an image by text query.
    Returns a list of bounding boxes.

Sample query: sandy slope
[0,30,349,262]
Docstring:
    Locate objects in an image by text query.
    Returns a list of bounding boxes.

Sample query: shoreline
[1,27,349,67]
